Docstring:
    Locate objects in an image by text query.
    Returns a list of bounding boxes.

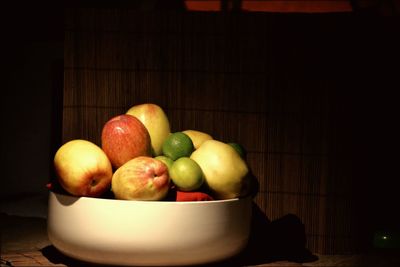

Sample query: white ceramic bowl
[47,191,252,266]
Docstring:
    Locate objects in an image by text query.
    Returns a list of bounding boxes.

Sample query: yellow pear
[182,130,213,149]
[126,103,171,156]
[190,140,249,199]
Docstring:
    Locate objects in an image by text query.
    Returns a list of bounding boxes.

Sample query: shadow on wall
[229,172,318,265]
[236,204,319,265]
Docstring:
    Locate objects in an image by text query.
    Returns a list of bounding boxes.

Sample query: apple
[101,114,151,169]
[190,140,249,199]
[182,130,213,150]
[126,103,171,156]
[111,156,170,200]
[53,139,113,197]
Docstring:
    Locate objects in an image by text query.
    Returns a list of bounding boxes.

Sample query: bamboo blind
[64,8,365,254]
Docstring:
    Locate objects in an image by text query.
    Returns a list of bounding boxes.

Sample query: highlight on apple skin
[53,139,113,197]
[101,114,152,169]
[111,156,170,200]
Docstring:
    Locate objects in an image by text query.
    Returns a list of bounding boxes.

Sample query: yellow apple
[54,139,113,197]
[182,130,213,150]
[126,103,171,156]
[190,140,249,199]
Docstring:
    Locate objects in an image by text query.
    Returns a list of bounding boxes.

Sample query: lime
[169,157,204,191]
[228,142,246,158]
[162,132,194,161]
[154,155,174,171]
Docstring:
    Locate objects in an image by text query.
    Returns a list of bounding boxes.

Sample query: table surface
[1,213,399,267]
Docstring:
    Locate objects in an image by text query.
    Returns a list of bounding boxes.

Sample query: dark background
[3,3,63,199]
[2,0,399,255]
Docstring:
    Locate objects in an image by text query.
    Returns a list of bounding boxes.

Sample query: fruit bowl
[47,191,252,266]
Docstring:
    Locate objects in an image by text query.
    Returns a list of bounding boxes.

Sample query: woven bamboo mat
[3,248,398,267]
[0,250,308,267]
[1,249,303,267]
[1,251,63,267]
[1,246,309,267]
[1,212,398,266]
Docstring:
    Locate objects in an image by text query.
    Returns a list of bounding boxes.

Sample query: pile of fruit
[52,103,255,201]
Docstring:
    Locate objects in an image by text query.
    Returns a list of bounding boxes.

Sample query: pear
[126,103,171,156]
[190,140,249,199]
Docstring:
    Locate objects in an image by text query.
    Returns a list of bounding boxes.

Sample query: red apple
[54,139,113,197]
[111,156,170,200]
[101,114,151,169]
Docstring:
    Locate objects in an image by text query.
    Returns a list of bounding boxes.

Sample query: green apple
[126,103,171,156]
[182,130,213,150]
[190,140,249,199]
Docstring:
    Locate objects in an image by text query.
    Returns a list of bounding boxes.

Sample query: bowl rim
[49,190,246,205]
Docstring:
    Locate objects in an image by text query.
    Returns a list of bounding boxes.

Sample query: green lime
[154,155,174,171]
[170,157,204,191]
[162,132,194,161]
[228,142,246,158]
